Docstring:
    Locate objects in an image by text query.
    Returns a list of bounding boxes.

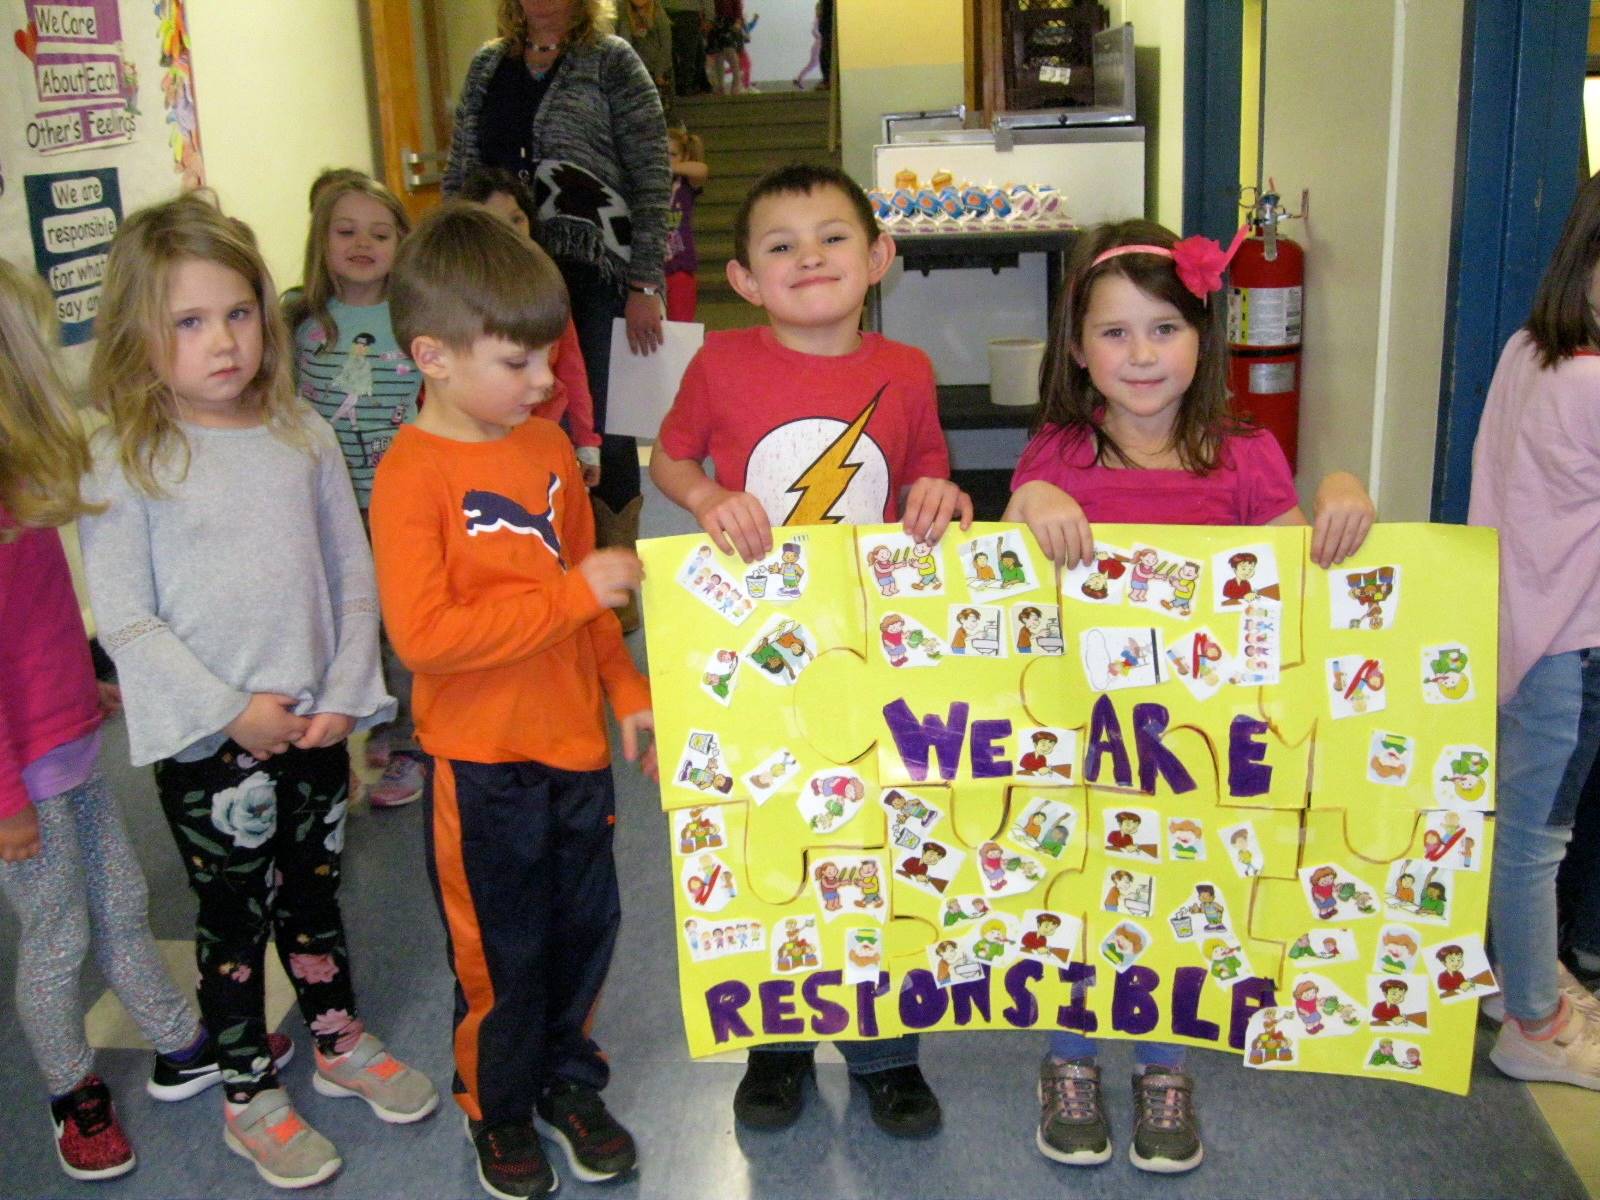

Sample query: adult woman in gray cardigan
[445,0,668,628]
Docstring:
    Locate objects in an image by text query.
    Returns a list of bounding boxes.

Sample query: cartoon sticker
[1081,627,1162,691]
[1200,935,1253,989]
[1419,810,1484,871]
[1421,645,1475,704]
[1228,604,1281,686]
[1167,817,1207,862]
[1010,797,1077,858]
[1013,602,1065,656]
[1423,934,1499,1004]
[894,833,963,896]
[937,894,993,930]
[1103,806,1162,862]
[1244,1008,1299,1068]
[674,730,734,798]
[798,769,867,833]
[1220,821,1264,878]
[878,611,945,668]
[1019,910,1080,964]
[1015,727,1078,784]
[751,538,809,601]
[881,787,944,844]
[743,748,801,806]
[1433,746,1493,809]
[1299,863,1381,922]
[772,915,822,973]
[861,533,945,597]
[958,529,1039,599]
[1288,973,1364,1037]
[1366,975,1429,1031]
[1213,544,1282,608]
[843,926,884,984]
[929,936,986,988]
[974,839,1046,896]
[676,541,758,625]
[1364,1037,1425,1074]
[699,648,742,706]
[1333,564,1400,630]
[1326,655,1387,719]
[948,604,1006,657]
[1372,926,1423,975]
[810,855,887,922]
[1384,859,1454,925]
[682,852,738,912]
[683,916,764,962]
[742,616,817,686]
[1286,928,1361,967]
[1367,730,1415,787]
[1099,920,1152,973]
[1062,544,1132,605]
[1166,628,1231,701]
[1103,867,1156,918]
[674,806,728,855]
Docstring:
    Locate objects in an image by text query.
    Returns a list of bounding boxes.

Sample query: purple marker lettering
[1085,695,1133,787]
[1133,703,1197,794]
[1228,715,1274,797]
[1228,976,1277,1049]
[855,972,889,1037]
[705,980,754,1043]
[1003,959,1043,1027]
[1056,962,1099,1033]
[898,968,950,1029]
[883,699,969,781]
[970,718,1015,778]
[1169,966,1220,1042]
[1111,965,1161,1035]
[758,979,804,1036]
[802,970,851,1036]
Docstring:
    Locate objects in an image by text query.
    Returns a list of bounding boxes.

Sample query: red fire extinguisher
[1227,192,1304,471]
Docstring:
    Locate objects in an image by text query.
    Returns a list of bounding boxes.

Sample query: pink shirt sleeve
[550,320,600,449]
[1010,425,1075,493]
[1233,431,1301,524]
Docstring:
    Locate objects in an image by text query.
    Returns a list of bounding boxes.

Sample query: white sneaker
[1489,997,1600,1089]
[1480,964,1600,1024]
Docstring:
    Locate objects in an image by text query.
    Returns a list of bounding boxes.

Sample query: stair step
[698,146,840,176]
[695,123,830,150]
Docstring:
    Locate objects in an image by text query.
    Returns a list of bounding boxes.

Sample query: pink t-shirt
[657,327,951,524]
[1010,424,1301,526]
[0,518,102,818]
[1468,331,1600,700]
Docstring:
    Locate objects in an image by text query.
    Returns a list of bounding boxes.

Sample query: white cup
[988,337,1046,407]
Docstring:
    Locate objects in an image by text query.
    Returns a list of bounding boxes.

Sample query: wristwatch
[627,282,661,297]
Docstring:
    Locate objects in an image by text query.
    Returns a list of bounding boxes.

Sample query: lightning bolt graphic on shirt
[784,389,883,524]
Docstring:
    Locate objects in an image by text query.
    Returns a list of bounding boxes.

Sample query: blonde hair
[625,0,661,37]
[89,191,310,498]
[285,175,410,351]
[497,0,609,48]
[668,123,705,163]
[0,258,102,539]
[390,202,569,353]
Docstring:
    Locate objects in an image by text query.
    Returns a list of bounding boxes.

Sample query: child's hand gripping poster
[641,523,1498,1094]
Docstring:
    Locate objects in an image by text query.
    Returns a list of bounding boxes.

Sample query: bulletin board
[640,521,1499,1095]
[2,0,201,352]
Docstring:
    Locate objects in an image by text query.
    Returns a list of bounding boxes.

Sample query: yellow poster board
[640,522,1497,1094]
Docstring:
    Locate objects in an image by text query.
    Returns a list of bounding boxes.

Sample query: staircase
[676,87,838,331]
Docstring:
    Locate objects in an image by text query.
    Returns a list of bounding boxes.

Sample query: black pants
[670,9,708,95]
[423,756,621,1123]
[153,741,358,1100]
[559,259,641,512]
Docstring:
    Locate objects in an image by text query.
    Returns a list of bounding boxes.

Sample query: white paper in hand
[604,318,705,439]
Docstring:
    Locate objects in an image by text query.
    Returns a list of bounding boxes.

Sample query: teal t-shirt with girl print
[293,299,420,508]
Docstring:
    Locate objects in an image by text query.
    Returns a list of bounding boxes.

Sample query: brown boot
[592,495,644,633]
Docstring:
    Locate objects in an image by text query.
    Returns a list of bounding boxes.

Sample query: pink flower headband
[1090,225,1251,301]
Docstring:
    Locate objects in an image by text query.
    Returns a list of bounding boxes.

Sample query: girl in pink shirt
[1468,173,1600,1090]
[1006,219,1376,1175]
[0,258,224,1183]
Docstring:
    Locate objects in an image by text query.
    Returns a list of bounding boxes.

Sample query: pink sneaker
[363,731,393,771]
[370,753,424,809]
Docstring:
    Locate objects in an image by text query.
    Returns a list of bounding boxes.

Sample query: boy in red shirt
[371,205,657,1199]
[651,163,971,1136]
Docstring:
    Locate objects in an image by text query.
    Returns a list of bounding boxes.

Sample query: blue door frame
[1184,0,1588,522]
[1434,0,1588,521]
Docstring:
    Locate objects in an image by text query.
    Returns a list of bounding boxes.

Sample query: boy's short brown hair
[733,163,880,267]
[390,201,569,352]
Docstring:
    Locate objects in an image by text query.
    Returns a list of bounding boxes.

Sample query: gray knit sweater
[444,36,670,289]
[78,412,395,765]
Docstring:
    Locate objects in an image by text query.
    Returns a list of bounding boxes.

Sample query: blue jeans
[1492,648,1600,1021]
[1047,1033,1186,1070]
[754,1035,919,1076]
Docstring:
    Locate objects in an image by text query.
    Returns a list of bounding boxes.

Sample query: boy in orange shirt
[370,204,656,1199]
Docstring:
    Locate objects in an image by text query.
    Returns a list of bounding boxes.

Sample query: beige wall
[1260,0,1460,519]
[1108,0,1184,229]
[187,0,379,287]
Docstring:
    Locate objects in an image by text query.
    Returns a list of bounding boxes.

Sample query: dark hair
[307,167,369,211]
[390,202,569,352]
[458,167,538,233]
[733,163,879,267]
[1036,219,1249,473]
[1526,171,1600,367]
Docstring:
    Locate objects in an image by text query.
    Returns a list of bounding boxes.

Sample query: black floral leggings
[154,741,362,1102]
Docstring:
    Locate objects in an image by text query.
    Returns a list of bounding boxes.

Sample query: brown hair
[1526,170,1600,367]
[0,258,102,537]
[733,163,879,267]
[1036,219,1249,472]
[285,175,410,351]
[389,202,570,353]
[90,191,310,498]
[497,0,608,48]
[306,167,370,212]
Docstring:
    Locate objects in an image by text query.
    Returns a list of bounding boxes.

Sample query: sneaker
[370,753,424,808]
[733,1050,813,1130]
[1490,995,1600,1089]
[1480,964,1600,1025]
[1036,1057,1111,1166]
[467,1113,557,1198]
[850,1063,942,1137]
[363,730,393,771]
[312,1032,438,1123]
[51,1076,135,1181]
[1129,1066,1203,1174]
[149,1030,294,1101]
[223,1088,341,1189]
[535,1078,636,1181]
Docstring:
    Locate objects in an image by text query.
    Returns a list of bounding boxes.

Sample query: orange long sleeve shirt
[369,418,649,769]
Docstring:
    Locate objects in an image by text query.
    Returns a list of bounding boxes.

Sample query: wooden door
[364,0,453,224]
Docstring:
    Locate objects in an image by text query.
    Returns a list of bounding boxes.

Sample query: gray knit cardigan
[444,36,670,289]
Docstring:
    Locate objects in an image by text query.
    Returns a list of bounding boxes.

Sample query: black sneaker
[1129,1066,1204,1174]
[851,1064,942,1137]
[733,1049,813,1130]
[466,1114,556,1199]
[147,1031,294,1101]
[534,1078,637,1182]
